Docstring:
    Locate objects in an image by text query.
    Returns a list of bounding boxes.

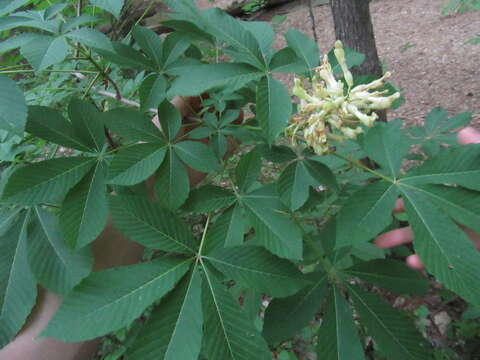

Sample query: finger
[375,227,414,248]
[458,126,480,145]
[406,254,424,270]
[393,198,404,214]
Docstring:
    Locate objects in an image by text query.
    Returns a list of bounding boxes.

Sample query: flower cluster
[286,41,401,155]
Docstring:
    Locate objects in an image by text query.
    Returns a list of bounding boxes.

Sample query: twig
[81,49,123,100]
[307,0,318,43]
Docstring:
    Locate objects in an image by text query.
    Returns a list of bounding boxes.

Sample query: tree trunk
[329,0,382,77]
[330,0,386,123]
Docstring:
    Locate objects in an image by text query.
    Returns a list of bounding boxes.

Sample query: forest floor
[198,0,480,127]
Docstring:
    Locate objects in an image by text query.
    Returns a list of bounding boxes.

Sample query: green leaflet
[269,48,307,74]
[284,29,320,75]
[183,185,236,213]
[158,99,182,141]
[401,144,480,191]
[90,0,125,18]
[127,268,203,360]
[102,108,164,143]
[93,42,155,70]
[107,143,167,186]
[277,159,336,210]
[20,34,69,71]
[242,186,303,260]
[256,75,292,144]
[363,119,411,178]
[335,181,399,248]
[155,148,190,210]
[169,63,263,96]
[41,257,192,342]
[26,106,92,152]
[173,141,219,172]
[65,28,112,51]
[0,0,31,16]
[0,211,37,348]
[345,259,428,296]
[348,285,431,360]
[59,162,109,249]
[203,204,247,253]
[235,148,262,193]
[29,207,92,294]
[161,32,191,69]
[400,185,480,306]
[132,25,162,66]
[263,273,328,344]
[68,99,105,152]
[201,8,267,69]
[201,265,271,360]
[205,246,310,297]
[0,75,27,136]
[316,286,365,360]
[409,184,480,234]
[2,157,95,205]
[138,74,167,112]
[110,195,197,254]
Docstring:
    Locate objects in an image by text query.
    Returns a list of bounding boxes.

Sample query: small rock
[433,311,451,335]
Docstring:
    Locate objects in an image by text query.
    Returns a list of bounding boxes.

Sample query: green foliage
[0,0,479,358]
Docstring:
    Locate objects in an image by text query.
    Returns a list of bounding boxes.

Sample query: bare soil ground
[200,0,480,127]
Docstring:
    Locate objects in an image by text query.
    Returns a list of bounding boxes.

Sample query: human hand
[374,127,480,270]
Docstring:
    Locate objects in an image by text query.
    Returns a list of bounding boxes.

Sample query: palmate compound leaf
[345,259,428,296]
[41,257,192,342]
[0,74,27,136]
[241,185,303,260]
[127,267,203,360]
[262,272,328,344]
[201,264,271,360]
[59,162,109,249]
[106,143,167,186]
[110,195,197,254]
[204,246,310,298]
[2,157,95,205]
[29,207,92,295]
[399,184,480,306]
[277,159,337,211]
[0,211,37,348]
[316,286,365,360]
[348,285,432,360]
[256,75,292,144]
[335,181,399,249]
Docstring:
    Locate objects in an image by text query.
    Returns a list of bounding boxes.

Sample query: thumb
[458,126,480,145]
